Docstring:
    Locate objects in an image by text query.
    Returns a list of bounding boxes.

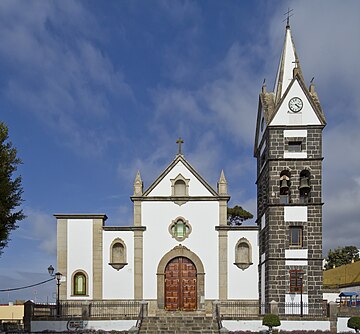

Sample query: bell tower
[254,21,326,314]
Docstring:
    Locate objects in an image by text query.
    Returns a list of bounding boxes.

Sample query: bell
[280,179,289,190]
[299,177,310,190]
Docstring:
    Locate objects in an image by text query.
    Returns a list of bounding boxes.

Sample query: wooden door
[165,257,197,311]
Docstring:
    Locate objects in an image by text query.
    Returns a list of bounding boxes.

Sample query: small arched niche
[234,238,253,270]
[170,174,190,205]
[109,238,127,271]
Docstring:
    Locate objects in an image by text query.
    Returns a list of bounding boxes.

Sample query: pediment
[269,77,325,127]
[143,155,217,197]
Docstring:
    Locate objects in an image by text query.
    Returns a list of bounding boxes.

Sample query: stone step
[139,316,219,334]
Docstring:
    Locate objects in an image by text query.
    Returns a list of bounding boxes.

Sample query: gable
[270,79,323,126]
[145,158,216,197]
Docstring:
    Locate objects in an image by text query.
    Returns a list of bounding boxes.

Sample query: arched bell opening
[299,170,311,203]
[280,170,291,204]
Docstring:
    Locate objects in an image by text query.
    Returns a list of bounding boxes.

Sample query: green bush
[262,313,281,333]
[348,316,360,332]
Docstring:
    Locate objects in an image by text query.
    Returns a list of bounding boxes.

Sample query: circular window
[169,217,192,241]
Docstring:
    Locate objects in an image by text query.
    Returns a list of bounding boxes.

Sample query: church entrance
[164,257,197,311]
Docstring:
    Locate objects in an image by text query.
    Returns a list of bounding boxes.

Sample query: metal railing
[32,300,142,319]
[135,301,148,330]
[279,302,327,317]
[216,301,328,319]
[214,302,223,330]
[218,300,261,318]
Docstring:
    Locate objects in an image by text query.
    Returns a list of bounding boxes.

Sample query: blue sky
[1,1,360,303]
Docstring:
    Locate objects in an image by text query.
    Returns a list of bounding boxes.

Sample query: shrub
[262,313,281,334]
[348,316,360,333]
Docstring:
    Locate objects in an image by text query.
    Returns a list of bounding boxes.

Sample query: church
[55,21,326,317]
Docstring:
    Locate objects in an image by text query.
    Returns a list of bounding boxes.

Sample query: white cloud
[19,208,57,255]
[0,0,132,157]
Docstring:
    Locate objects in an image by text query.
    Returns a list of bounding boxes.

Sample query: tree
[0,121,25,255]
[262,313,281,334]
[348,316,360,333]
[227,205,253,225]
[324,246,359,270]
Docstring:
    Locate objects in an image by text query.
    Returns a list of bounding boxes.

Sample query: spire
[133,170,143,196]
[217,169,228,195]
[273,22,304,104]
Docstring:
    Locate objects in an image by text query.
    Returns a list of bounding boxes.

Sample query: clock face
[288,97,303,113]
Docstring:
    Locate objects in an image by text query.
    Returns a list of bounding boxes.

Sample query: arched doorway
[165,257,197,311]
[157,245,205,311]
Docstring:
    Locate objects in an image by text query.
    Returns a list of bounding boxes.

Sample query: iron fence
[218,301,328,318]
[219,301,261,318]
[32,300,142,319]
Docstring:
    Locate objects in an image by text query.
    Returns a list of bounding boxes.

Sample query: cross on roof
[283,8,294,28]
[176,137,184,156]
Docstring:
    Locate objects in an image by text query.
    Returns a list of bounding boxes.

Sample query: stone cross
[176,137,184,155]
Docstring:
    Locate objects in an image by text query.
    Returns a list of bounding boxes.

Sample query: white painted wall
[102,231,134,299]
[274,28,295,99]
[284,129,307,137]
[323,292,339,302]
[284,152,307,159]
[260,214,265,230]
[31,320,136,332]
[147,161,213,197]
[142,200,219,300]
[337,317,351,333]
[256,108,266,151]
[260,264,265,313]
[284,206,307,222]
[285,249,308,259]
[67,219,93,299]
[285,294,309,315]
[285,249,308,266]
[270,80,322,126]
[223,319,330,332]
[227,230,258,299]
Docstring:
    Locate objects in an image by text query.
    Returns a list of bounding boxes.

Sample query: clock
[288,97,303,113]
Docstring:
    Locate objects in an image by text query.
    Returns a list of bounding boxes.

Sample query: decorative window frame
[289,226,303,248]
[109,238,128,271]
[72,270,89,296]
[170,174,190,205]
[234,238,253,270]
[168,217,192,242]
[289,269,305,293]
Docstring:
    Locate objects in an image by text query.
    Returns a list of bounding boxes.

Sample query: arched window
[174,180,186,196]
[73,271,87,296]
[109,238,127,271]
[299,170,311,203]
[234,238,253,270]
[280,170,291,204]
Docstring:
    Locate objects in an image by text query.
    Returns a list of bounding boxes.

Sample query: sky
[0,0,360,303]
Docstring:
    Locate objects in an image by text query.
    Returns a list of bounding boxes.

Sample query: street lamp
[48,265,62,317]
[299,273,304,318]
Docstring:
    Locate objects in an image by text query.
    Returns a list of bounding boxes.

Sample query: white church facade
[56,152,259,313]
[55,21,326,318]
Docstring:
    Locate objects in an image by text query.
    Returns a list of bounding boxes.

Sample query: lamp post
[299,273,303,317]
[48,265,62,317]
